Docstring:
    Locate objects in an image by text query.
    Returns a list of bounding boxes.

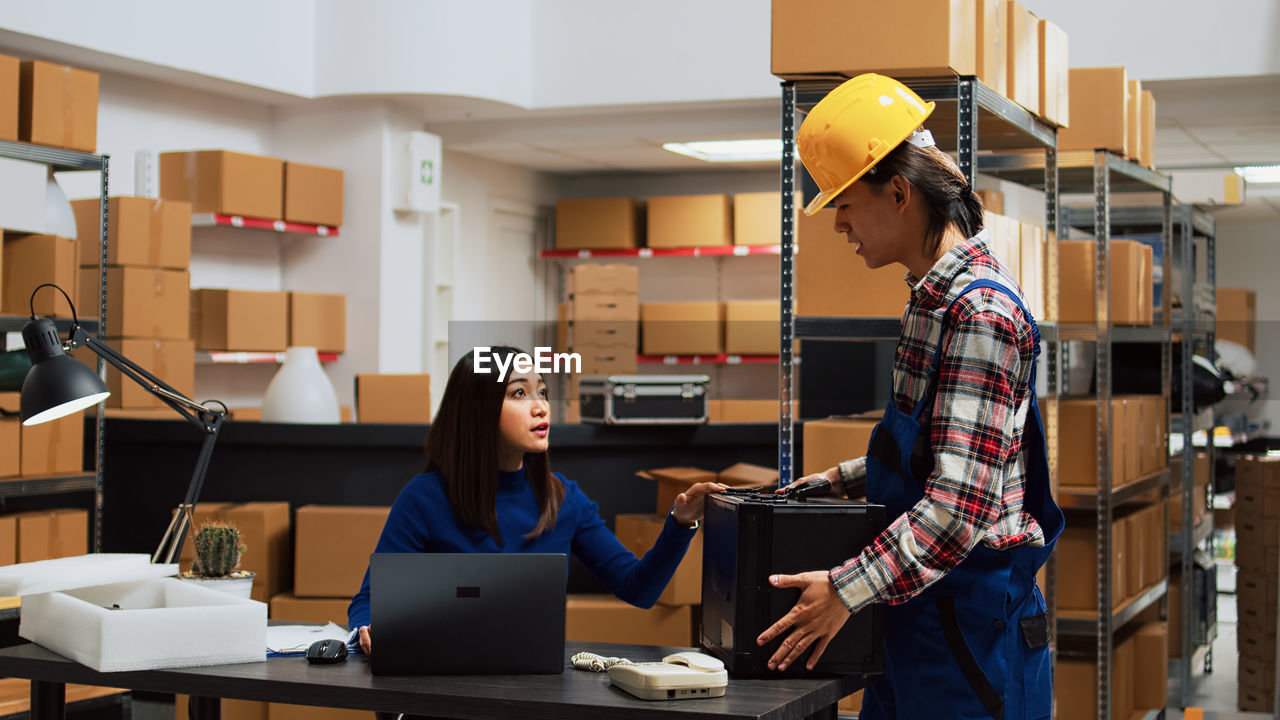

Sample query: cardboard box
[1057,240,1148,326]
[803,417,877,477]
[976,0,1006,96]
[1038,19,1069,126]
[977,189,1004,215]
[639,467,719,515]
[719,462,779,488]
[3,234,77,317]
[570,292,640,323]
[1054,398,1130,488]
[1056,519,1126,611]
[1133,622,1168,710]
[72,197,192,270]
[268,704,373,720]
[19,412,82,476]
[567,263,639,296]
[1055,649,1135,720]
[177,694,268,720]
[355,374,431,424]
[1114,635,1135,720]
[13,509,86,563]
[160,150,284,220]
[724,301,780,356]
[572,344,638,376]
[641,302,724,356]
[1216,287,1256,352]
[18,61,98,152]
[1139,395,1168,476]
[0,515,15,566]
[0,392,19,478]
[771,0,976,78]
[1058,67,1128,154]
[732,192,788,247]
[565,594,692,646]
[1123,510,1144,600]
[283,161,343,228]
[555,198,641,250]
[1126,79,1142,161]
[1020,224,1045,321]
[288,292,346,353]
[80,267,191,340]
[568,321,639,349]
[15,511,53,564]
[294,506,390,598]
[1140,89,1156,168]
[72,338,195,409]
[0,54,16,142]
[1005,1,1039,111]
[647,195,731,248]
[796,208,910,318]
[269,593,351,626]
[615,514,702,606]
[1144,501,1167,589]
[191,288,287,351]
[715,399,780,423]
[1170,453,1210,532]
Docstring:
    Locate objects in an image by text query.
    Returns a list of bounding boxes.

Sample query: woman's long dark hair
[423,346,564,546]
[861,138,985,254]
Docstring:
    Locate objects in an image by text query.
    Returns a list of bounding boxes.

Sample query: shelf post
[779,81,798,487]
[1093,149,1114,720]
[956,78,977,187]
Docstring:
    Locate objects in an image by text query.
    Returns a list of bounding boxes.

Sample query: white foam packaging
[0,554,266,672]
[0,156,48,234]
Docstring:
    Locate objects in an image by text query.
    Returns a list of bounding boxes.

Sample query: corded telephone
[604,651,728,700]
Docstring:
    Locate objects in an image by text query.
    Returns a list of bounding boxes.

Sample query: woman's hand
[671,482,727,527]
[756,571,852,671]
[358,625,372,656]
[775,466,843,497]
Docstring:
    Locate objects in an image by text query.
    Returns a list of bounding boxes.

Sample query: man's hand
[358,625,372,656]
[775,467,842,497]
[756,571,851,671]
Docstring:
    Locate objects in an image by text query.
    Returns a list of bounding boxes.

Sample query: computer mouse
[306,639,348,664]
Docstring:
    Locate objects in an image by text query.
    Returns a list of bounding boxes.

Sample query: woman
[349,346,723,654]
[758,75,1064,720]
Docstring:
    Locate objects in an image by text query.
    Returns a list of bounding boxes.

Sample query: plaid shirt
[830,231,1047,614]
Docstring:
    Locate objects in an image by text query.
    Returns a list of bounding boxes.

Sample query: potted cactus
[179,522,256,598]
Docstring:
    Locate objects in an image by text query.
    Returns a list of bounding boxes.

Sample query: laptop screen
[370,553,567,675]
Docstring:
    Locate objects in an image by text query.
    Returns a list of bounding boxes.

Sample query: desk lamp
[19,283,227,565]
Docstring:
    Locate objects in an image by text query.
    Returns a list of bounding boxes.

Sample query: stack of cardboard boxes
[1059,395,1168,490]
[1055,620,1168,720]
[564,263,640,374]
[570,464,776,647]
[1059,240,1156,327]
[1234,455,1280,712]
[69,197,194,414]
[160,150,343,228]
[771,0,1071,129]
[0,508,87,565]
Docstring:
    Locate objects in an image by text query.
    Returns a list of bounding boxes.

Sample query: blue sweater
[347,469,695,629]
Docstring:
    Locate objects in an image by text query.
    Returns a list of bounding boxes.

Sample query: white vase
[261,347,340,423]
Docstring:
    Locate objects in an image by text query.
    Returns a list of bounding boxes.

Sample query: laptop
[369,553,567,675]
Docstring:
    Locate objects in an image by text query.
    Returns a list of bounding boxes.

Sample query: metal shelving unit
[1031,153,1174,720]
[0,139,108,553]
[1064,202,1217,707]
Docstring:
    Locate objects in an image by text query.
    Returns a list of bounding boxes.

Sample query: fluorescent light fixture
[663,139,782,163]
[1234,164,1280,183]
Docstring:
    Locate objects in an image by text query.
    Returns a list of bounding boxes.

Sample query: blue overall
[859,280,1064,720]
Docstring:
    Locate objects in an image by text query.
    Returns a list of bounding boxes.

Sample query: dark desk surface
[0,642,867,720]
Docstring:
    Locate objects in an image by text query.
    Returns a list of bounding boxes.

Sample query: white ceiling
[430,75,1280,221]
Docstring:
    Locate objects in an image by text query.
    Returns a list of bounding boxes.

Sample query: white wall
[1020,0,1280,81]
[1212,218,1280,431]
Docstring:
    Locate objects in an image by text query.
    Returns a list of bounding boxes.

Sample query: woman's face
[831,180,906,270]
[496,369,550,468]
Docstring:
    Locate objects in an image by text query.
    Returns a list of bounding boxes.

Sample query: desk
[0,642,868,720]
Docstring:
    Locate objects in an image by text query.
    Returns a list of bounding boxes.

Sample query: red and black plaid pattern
[830,232,1047,613]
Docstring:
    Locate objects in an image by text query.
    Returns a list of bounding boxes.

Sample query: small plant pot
[178,571,256,599]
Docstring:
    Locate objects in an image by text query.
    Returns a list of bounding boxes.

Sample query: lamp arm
[70,327,222,431]
[64,326,228,565]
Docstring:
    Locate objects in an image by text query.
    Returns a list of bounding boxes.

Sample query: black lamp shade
[20,317,110,425]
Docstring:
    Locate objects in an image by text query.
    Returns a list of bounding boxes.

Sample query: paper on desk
[266,622,350,654]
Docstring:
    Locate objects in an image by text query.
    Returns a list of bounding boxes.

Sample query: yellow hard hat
[797,74,936,216]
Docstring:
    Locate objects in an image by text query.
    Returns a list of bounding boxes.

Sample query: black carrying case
[700,491,886,677]
[578,374,709,424]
